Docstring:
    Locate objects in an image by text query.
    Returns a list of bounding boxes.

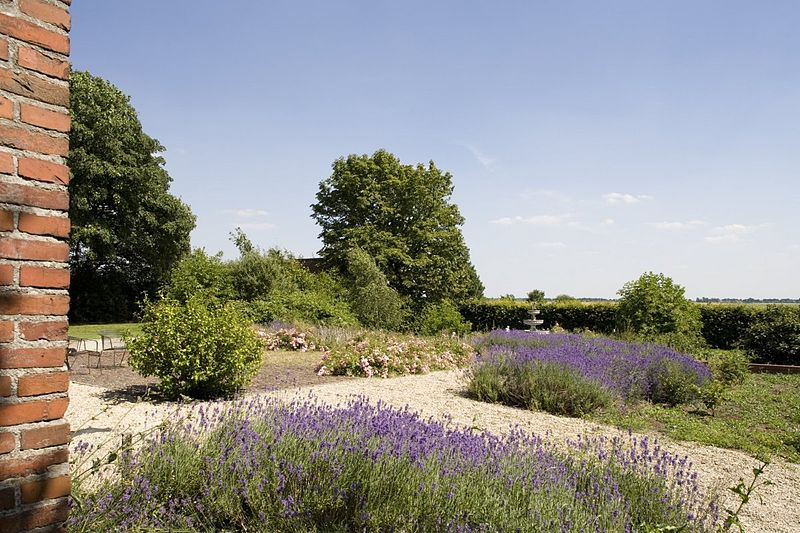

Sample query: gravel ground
[66,370,800,532]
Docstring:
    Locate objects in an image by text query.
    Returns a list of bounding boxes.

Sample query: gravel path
[66,370,800,532]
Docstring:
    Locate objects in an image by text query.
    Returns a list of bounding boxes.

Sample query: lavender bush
[471,331,711,413]
[69,396,719,532]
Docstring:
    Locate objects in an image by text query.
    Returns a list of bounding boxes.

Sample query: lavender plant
[471,331,711,413]
[69,395,720,532]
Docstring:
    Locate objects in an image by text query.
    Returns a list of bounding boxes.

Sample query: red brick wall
[0,0,71,531]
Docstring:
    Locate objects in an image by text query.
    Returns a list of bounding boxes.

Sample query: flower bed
[257,324,317,352]
[69,396,720,532]
[317,332,473,378]
[470,331,711,414]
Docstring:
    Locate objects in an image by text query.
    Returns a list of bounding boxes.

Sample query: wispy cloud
[489,214,573,226]
[535,241,567,249]
[224,208,269,218]
[600,218,615,226]
[653,220,706,231]
[704,223,768,243]
[602,192,653,205]
[463,144,495,171]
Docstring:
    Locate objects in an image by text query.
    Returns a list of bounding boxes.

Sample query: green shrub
[127,296,265,399]
[243,291,358,328]
[699,304,759,349]
[459,299,617,333]
[646,359,699,406]
[616,272,702,339]
[741,305,800,365]
[345,247,406,330]
[415,299,471,336]
[701,349,750,385]
[468,357,613,417]
[164,248,235,303]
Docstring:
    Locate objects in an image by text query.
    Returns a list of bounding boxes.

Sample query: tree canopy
[311,149,483,307]
[68,70,195,322]
[616,272,701,336]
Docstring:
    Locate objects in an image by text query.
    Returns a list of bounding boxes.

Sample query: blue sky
[71,1,799,299]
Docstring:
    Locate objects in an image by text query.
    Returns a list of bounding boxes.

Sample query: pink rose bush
[316,332,474,378]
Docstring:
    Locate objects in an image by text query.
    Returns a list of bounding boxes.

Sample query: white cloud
[237,222,276,231]
[601,218,615,226]
[226,208,269,218]
[704,223,768,243]
[535,241,567,249]
[653,220,706,231]
[489,214,573,226]
[602,192,653,205]
[460,143,495,171]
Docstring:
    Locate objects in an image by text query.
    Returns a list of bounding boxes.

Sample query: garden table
[98,330,129,367]
[67,336,101,370]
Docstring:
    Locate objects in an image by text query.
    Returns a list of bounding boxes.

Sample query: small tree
[165,248,234,303]
[346,247,406,330]
[616,272,701,337]
[527,289,545,303]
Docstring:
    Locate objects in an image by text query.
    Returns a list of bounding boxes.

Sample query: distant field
[69,323,142,339]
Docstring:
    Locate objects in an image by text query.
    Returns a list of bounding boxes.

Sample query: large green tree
[68,71,195,322]
[311,149,483,307]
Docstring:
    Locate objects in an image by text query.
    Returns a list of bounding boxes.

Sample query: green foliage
[699,305,759,350]
[646,359,700,406]
[459,299,618,333]
[311,149,484,308]
[127,296,264,399]
[242,292,358,328]
[554,294,577,302]
[415,299,471,336]
[616,272,702,338]
[68,71,195,322]
[317,331,473,378]
[468,357,613,417]
[527,289,545,303]
[702,349,750,386]
[345,247,406,330]
[741,305,800,365]
[164,248,234,303]
[229,247,305,302]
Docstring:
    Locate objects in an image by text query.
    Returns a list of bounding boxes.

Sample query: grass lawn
[591,372,800,462]
[69,323,143,339]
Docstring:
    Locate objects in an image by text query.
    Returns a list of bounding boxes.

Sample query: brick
[20,104,70,133]
[0,13,69,55]
[0,486,14,510]
[19,320,68,341]
[18,213,70,238]
[17,371,69,396]
[0,210,13,231]
[0,293,69,315]
[20,0,71,31]
[20,422,69,450]
[0,432,14,453]
[0,375,11,396]
[0,321,13,342]
[18,157,69,185]
[0,448,67,480]
[0,152,12,174]
[0,181,68,210]
[0,499,69,532]
[0,398,69,426]
[0,123,68,156]
[17,46,69,80]
[0,238,69,261]
[0,67,69,107]
[0,264,12,286]
[20,266,70,288]
[20,474,71,503]
[0,37,8,61]
[0,347,66,369]
[0,96,12,119]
